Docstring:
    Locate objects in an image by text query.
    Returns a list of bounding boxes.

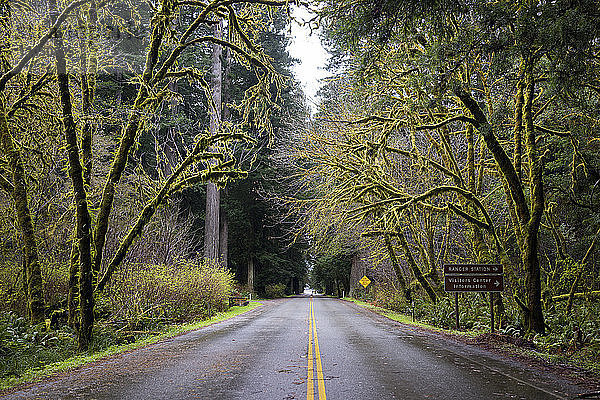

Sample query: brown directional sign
[444,275,504,292]
[444,264,503,275]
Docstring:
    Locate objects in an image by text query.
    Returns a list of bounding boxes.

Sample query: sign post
[490,293,495,333]
[454,293,459,330]
[444,264,504,332]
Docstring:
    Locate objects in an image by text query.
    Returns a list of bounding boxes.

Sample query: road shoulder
[341,297,600,393]
[0,301,264,395]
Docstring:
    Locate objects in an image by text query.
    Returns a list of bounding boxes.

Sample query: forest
[1,0,600,386]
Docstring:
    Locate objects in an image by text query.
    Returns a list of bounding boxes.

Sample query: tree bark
[513,62,525,183]
[76,1,97,187]
[219,201,228,265]
[217,43,232,267]
[67,242,79,328]
[247,256,254,294]
[522,56,545,334]
[205,183,220,260]
[0,100,45,323]
[50,0,95,349]
[204,21,222,261]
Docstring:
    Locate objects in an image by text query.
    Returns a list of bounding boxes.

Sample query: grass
[344,296,600,380]
[0,301,262,392]
[342,297,483,338]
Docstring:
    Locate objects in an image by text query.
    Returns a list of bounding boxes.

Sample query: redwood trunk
[247,256,254,294]
[204,21,222,261]
[522,58,545,334]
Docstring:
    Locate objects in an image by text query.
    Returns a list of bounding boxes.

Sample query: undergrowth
[354,285,600,375]
[0,303,260,390]
[0,259,238,385]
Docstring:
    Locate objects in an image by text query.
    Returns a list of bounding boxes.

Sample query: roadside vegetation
[0,302,260,391]
[2,0,600,391]
[296,0,600,380]
[345,289,600,376]
[0,0,306,388]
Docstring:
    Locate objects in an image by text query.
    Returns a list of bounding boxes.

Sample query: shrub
[535,301,600,354]
[372,285,407,312]
[103,259,234,327]
[418,293,493,330]
[0,265,25,315]
[0,312,77,379]
[264,283,286,298]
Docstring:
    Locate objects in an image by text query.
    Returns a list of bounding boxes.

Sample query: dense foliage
[0,0,307,369]
[104,260,234,324]
[291,0,600,333]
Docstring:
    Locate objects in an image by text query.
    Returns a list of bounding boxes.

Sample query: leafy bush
[41,262,69,310]
[418,293,498,331]
[264,283,286,298]
[0,312,77,379]
[535,301,600,355]
[104,259,234,327]
[0,264,26,315]
[372,285,407,312]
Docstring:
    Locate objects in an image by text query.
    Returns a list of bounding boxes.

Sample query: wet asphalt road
[1,296,590,399]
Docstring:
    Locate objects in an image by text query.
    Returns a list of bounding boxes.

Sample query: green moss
[0,302,261,391]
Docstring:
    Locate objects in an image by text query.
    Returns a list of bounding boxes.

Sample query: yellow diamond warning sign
[359,275,371,288]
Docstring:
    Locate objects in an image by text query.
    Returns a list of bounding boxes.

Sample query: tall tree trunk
[247,256,254,294]
[0,0,44,324]
[204,21,222,261]
[50,0,94,349]
[77,1,97,187]
[514,62,525,184]
[217,45,232,267]
[0,101,45,323]
[219,200,228,265]
[67,242,79,328]
[454,82,545,334]
[69,0,98,328]
[349,247,368,297]
[522,56,545,334]
[204,183,220,260]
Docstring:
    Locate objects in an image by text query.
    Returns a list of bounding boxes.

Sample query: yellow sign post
[359,275,371,288]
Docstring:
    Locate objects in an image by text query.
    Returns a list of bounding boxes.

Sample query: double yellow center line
[307,297,326,400]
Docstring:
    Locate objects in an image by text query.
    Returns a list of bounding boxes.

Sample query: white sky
[287,6,330,113]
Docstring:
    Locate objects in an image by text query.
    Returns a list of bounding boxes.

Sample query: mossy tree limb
[50,0,95,350]
[383,234,410,301]
[454,79,545,334]
[522,56,545,334]
[0,99,45,323]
